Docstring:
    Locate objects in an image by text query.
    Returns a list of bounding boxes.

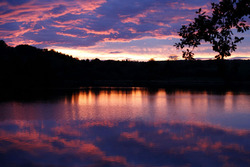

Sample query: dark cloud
[49,5,67,15]
[5,0,31,6]
[0,22,20,31]
[109,51,122,54]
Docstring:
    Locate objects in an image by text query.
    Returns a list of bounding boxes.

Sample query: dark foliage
[175,0,250,60]
[1,40,250,88]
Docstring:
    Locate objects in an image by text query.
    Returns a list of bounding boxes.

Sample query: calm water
[0,88,250,167]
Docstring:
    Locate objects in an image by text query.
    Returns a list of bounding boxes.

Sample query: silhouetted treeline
[1,40,250,88]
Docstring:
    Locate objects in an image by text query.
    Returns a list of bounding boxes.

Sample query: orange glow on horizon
[54,47,250,61]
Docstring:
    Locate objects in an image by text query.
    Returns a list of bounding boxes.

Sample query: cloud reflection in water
[0,88,250,166]
[0,120,250,167]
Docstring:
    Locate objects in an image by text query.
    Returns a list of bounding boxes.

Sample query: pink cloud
[82,28,119,35]
[56,32,79,38]
[120,131,155,147]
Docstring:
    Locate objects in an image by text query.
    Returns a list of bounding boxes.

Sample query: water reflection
[0,88,250,166]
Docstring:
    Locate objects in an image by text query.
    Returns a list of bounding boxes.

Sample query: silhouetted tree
[0,40,8,48]
[148,58,155,62]
[175,0,249,60]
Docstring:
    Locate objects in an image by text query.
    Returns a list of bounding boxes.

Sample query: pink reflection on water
[0,119,249,166]
[0,89,250,130]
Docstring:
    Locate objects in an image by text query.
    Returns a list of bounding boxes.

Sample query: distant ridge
[1,40,250,89]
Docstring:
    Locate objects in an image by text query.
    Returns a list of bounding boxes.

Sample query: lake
[0,88,250,167]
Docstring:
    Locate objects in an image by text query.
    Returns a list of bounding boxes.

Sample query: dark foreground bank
[1,40,250,89]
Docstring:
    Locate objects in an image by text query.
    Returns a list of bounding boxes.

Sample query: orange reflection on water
[0,89,250,130]
[64,88,147,121]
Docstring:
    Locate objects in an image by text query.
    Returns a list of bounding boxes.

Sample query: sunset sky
[0,0,249,61]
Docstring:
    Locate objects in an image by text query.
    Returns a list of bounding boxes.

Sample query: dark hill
[0,40,250,89]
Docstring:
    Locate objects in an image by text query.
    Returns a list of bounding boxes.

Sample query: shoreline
[1,81,250,102]
[2,79,250,90]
